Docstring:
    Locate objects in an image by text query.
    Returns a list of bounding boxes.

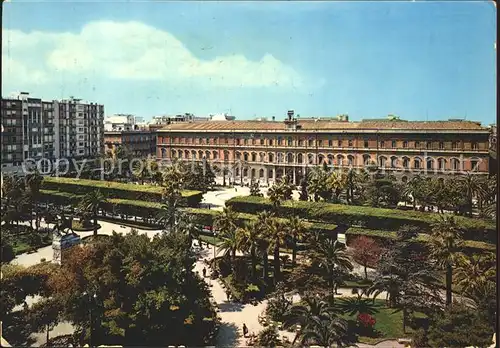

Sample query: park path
[9,218,393,347]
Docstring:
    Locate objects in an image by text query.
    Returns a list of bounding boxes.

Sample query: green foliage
[427,305,494,348]
[226,196,496,242]
[42,176,202,205]
[47,230,218,346]
[257,325,281,347]
[249,179,263,197]
[265,284,293,322]
[364,178,402,208]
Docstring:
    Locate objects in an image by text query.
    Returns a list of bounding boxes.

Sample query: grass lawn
[341,299,421,344]
[9,231,52,255]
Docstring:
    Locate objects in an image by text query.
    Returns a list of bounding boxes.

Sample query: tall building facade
[157,114,490,185]
[1,92,104,173]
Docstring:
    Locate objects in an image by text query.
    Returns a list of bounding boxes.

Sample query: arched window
[426,158,434,170]
[438,158,445,170]
[327,154,334,165]
[198,150,204,159]
[244,152,249,161]
[414,157,422,169]
[192,150,197,159]
[161,148,167,158]
[471,158,480,171]
[308,154,315,164]
[287,153,294,163]
[171,150,177,158]
[451,158,460,171]
[251,168,256,178]
[178,151,183,159]
[337,155,344,166]
[402,157,410,169]
[235,168,240,176]
[243,168,248,177]
[268,168,274,178]
[297,153,304,164]
[236,152,241,160]
[259,152,265,162]
[185,150,189,159]
[318,154,325,164]
[259,169,264,178]
[390,156,398,168]
[213,151,218,159]
[251,153,257,162]
[379,156,387,167]
[268,153,274,162]
[224,151,229,161]
[347,155,354,166]
[287,137,293,146]
[363,154,371,166]
[205,151,210,159]
[277,153,284,163]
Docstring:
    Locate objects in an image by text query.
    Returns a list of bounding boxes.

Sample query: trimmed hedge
[40,190,339,237]
[226,196,496,243]
[345,227,495,255]
[42,177,203,207]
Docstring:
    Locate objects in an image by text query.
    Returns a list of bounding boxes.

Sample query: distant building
[489,124,497,175]
[1,92,104,173]
[104,130,156,158]
[157,111,490,185]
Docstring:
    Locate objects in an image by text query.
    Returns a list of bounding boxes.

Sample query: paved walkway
[9,218,394,347]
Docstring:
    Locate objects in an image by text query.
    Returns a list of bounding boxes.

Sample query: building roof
[157,119,487,133]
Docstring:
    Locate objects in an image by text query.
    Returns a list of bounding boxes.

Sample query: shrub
[257,325,281,347]
[226,196,496,243]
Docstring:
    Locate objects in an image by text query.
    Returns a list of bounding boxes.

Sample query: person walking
[243,323,249,338]
[202,267,207,278]
[225,289,231,302]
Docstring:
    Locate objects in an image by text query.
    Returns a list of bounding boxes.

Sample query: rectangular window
[364,141,369,148]
[439,142,444,149]
[415,141,420,148]
[403,141,408,148]
[260,139,264,145]
[348,140,353,147]
[338,140,342,147]
[392,140,396,148]
[318,139,323,146]
[269,139,274,146]
[308,139,314,146]
[328,140,332,147]
[380,141,385,148]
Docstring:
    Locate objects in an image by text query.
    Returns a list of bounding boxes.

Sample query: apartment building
[1,92,104,173]
[104,130,156,158]
[157,112,490,185]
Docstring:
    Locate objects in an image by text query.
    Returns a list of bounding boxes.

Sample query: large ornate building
[156,113,490,185]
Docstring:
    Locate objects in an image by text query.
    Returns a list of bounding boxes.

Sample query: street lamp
[82,291,97,347]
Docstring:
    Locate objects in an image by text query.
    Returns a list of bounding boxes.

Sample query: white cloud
[2,20,303,89]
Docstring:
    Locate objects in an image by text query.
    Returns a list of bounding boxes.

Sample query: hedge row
[42,177,203,207]
[40,190,339,237]
[226,196,496,243]
[345,227,495,255]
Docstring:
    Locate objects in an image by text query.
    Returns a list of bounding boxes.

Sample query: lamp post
[83,291,97,347]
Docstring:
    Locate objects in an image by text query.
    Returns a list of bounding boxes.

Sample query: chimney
[272,116,276,121]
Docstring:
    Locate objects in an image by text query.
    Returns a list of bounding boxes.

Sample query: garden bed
[71,220,101,232]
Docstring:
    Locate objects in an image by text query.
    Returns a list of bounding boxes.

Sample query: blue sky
[2,1,497,124]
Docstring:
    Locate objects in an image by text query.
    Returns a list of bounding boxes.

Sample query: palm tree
[311,237,353,301]
[368,274,402,308]
[307,167,329,202]
[267,218,288,284]
[285,216,306,267]
[298,314,350,347]
[345,168,360,204]
[236,221,261,279]
[403,174,423,210]
[214,207,239,266]
[267,182,283,209]
[326,171,347,202]
[455,253,496,297]
[24,171,44,232]
[337,296,379,317]
[255,211,274,282]
[217,227,239,267]
[78,190,107,236]
[460,172,482,216]
[428,215,464,306]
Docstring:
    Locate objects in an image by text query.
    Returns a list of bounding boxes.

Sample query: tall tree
[285,215,306,267]
[236,222,261,279]
[326,171,347,202]
[349,236,383,279]
[78,190,107,236]
[214,207,239,268]
[428,215,464,306]
[255,211,274,283]
[267,218,288,284]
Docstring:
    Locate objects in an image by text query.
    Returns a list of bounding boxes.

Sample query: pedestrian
[226,289,231,302]
[202,267,207,278]
[243,323,249,337]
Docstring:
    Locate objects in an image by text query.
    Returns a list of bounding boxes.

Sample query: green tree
[326,171,347,202]
[428,215,464,306]
[236,221,261,279]
[298,177,309,201]
[214,207,239,268]
[28,297,63,344]
[427,304,494,348]
[267,218,288,284]
[307,167,329,202]
[256,325,281,347]
[249,179,263,197]
[310,237,353,302]
[78,190,107,236]
[285,215,306,267]
[47,230,218,346]
[298,314,350,347]
[255,211,274,283]
[460,172,482,216]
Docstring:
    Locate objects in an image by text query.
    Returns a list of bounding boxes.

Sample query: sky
[1,1,497,124]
